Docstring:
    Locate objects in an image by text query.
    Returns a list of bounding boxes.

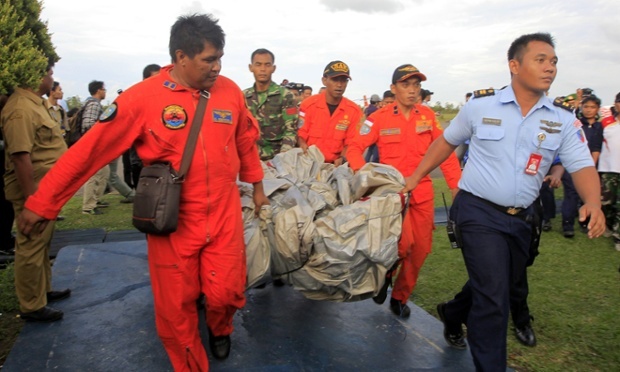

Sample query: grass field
[1,182,619,370]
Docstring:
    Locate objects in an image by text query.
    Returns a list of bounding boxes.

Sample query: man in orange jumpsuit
[348,64,461,318]
[297,61,362,165]
[18,14,268,371]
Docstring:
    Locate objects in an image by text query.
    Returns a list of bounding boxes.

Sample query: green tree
[10,0,59,65]
[0,1,47,94]
[0,0,59,94]
[65,95,82,111]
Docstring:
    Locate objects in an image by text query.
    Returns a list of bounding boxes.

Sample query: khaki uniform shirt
[1,88,67,200]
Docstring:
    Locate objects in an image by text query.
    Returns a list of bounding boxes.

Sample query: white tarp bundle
[240,146,404,301]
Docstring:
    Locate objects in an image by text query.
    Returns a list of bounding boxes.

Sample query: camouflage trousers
[600,172,620,241]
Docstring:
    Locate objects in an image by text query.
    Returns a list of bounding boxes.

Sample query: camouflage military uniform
[600,173,620,239]
[244,82,298,160]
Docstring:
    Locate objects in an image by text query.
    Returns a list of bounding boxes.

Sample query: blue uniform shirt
[444,85,593,208]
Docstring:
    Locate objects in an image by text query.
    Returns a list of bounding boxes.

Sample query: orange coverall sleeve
[25,98,142,219]
[347,118,380,171]
[236,104,264,184]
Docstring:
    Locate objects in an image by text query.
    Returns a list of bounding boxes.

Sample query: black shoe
[373,277,390,304]
[542,220,552,232]
[20,306,63,322]
[83,208,104,215]
[47,289,71,303]
[208,328,231,360]
[120,196,134,204]
[436,302,467,349]
[579,225,588,234]
[514,323,537,347]
[96,201,110,208]
[55,215,66,221]
[563,230,575,238]
[389,297,411,318]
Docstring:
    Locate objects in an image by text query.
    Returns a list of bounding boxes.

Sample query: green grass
[54,193,135,231]
[2,185,619,370]
[419,179,620,371]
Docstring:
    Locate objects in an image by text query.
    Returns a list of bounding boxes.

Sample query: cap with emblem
[392,64,427,84]
[323,61,351,79]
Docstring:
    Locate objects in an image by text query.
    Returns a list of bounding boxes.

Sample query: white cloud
[41,0,619,107]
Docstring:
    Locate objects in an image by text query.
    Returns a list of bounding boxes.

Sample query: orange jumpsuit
[297,94,362,163]
[25,65,263,371]
[348,103,461,304]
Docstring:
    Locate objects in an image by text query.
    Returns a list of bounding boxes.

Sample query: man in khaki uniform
[0,66,71,322]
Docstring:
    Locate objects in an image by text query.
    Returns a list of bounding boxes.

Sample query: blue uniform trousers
[539,182,556,221]
[561,172,581,232]
[444,191,533,372]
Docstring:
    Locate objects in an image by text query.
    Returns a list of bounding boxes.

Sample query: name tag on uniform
[524,153,542,175]
[416,120,432,133]
[380,128,401,136]
[482,117,502,126]
[335,123,348,131]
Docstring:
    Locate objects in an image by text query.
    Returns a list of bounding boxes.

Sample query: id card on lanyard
[525,132,546,175]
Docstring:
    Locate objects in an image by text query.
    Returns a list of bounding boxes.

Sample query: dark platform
[4,241,474,371]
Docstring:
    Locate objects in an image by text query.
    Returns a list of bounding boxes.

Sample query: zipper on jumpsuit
[185,346,204,371]
[193,91,212,245]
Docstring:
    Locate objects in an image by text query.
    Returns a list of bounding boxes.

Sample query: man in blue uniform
[402,33,605,371]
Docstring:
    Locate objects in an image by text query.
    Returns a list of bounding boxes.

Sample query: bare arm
[402,135,458,193]
[571,166,605,238]
[544,163,564,188]
[298,136,309,154]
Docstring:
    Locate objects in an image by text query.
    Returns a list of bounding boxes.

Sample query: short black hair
[251,48,274,63]
[142,64,161,80]
[88,80,104,95]
[169,14,225,62]
[383,90,395,99]
[507,32,555,62]
[52,81,60,91]
[581,95,601,107]
[303,86,312,92]
[465,92,473,98]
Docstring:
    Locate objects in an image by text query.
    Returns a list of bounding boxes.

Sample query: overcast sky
[41,0,618,108]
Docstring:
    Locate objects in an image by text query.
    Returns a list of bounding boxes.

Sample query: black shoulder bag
[132,91,209,235]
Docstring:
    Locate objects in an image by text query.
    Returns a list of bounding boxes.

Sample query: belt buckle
[506,207,520,215]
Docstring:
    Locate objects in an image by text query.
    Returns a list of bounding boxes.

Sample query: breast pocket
[532,131,560,167]
[474,125,505,159]
[36,120,62,145]
[379,134,402,160]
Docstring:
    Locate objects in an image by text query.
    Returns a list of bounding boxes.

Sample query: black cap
[323,60,351,79]
[392,64,427,84]
[614,92,620,103]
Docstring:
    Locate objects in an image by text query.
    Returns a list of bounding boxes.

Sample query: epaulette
[553,97,574,112]
[473,89,495,98]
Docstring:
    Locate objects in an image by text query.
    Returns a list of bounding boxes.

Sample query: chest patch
[213,109,233,124]
[162,105,187,129]
[416,120,432,133]
[336,121,349,131]
[380,128,401,136]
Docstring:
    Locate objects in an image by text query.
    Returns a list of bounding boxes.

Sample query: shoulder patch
[553,97,575,112]
[473,89,495,98]
[99,103,117,122]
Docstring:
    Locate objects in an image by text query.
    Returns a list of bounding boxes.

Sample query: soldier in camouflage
[244,48,298,161]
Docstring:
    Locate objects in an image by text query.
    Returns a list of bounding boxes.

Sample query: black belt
[462,191,528,218]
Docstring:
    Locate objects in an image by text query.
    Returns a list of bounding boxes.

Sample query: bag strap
[178,91,210,178]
